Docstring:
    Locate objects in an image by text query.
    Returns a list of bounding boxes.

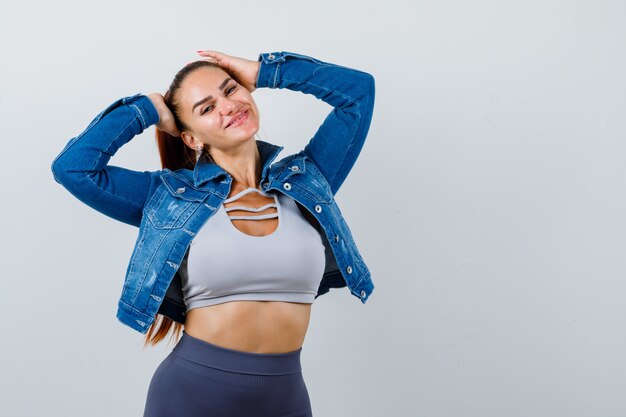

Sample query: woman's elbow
[51,154,69,185]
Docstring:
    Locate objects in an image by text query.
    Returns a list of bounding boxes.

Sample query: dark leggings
[142,330,313,417]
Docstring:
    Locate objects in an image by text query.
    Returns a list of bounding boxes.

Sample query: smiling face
[178,66,260,154]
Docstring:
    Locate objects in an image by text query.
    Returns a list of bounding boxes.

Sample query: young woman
[51,49,376,417]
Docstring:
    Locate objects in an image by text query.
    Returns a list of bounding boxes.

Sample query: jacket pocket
[144,189,193,229]
[281,157,333,204]
[145,172,210,229]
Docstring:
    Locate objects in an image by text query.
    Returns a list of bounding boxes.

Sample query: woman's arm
[256,51,376,196]
[50,93,162,228]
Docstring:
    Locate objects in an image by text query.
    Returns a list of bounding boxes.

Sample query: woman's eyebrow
[192,77,233,112]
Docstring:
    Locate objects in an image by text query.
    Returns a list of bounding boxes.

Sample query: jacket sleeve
[50,93,162,228]
[255,51,376,196]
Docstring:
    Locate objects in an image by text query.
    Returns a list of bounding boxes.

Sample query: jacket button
[314,205,322,213]
[176,187,186,193]
[268,53,275,60]
[283,183,292,191]
[360,290,366,298]
[290,165,299,171]
[346,266,353,274]
[262,181,270,188]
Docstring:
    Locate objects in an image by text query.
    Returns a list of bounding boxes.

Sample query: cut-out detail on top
[224,186,274,203]
[223,187,278,221]
[221,187,281,237]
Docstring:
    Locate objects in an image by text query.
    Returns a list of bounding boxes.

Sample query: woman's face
[179,66,260,153]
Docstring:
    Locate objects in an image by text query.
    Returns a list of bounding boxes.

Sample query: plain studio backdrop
[2,1,625,416]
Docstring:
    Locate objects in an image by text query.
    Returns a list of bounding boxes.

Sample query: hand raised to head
[196,50,261,93]
[147,92,181,137]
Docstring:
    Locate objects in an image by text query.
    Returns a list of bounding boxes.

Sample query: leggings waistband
[171,331,303,375]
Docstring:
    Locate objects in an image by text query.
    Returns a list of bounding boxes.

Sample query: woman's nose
[220,99,238,115]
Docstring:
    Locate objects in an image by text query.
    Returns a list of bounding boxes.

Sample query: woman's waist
[183,300,312,354]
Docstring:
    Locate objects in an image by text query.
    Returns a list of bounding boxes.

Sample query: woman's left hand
[196,50,261,93]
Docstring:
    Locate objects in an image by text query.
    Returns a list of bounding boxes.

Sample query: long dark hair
[144,60,228,349]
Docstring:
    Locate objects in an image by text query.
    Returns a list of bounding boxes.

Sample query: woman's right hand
[147,93,181,137]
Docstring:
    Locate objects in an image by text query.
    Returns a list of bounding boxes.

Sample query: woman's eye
[201,86,236,115]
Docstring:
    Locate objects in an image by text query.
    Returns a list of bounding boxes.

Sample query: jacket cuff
[256,52,285,89]
[131,94,161,129]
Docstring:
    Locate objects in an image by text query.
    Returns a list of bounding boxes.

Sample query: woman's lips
[227,109,249,128]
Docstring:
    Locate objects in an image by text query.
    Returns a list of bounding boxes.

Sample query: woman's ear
[180,131,197,151]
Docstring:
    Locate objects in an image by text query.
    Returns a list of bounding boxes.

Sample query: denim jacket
[51,51,376,334]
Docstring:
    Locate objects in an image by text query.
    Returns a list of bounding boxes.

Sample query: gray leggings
[143,330,313,417]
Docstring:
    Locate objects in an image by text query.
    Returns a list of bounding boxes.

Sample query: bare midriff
[184,301,312,354]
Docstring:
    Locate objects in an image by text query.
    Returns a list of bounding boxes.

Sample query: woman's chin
[227,122,259,138]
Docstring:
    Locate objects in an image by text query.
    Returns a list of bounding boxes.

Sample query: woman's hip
[143,330,313,417]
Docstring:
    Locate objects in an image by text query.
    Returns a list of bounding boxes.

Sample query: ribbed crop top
[180,187,326,311]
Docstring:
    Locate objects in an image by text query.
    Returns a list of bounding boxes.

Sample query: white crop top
[181,187,326,311]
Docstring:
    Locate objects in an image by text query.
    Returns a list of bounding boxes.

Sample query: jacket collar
[192,139,284,187]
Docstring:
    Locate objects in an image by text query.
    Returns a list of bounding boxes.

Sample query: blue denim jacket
[51,51,376,334]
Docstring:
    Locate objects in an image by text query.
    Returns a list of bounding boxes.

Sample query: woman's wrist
[147,93,167,123]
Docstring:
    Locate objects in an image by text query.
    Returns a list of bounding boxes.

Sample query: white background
[2,0,625,416]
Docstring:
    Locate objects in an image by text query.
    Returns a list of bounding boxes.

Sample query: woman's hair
[144,60,226,349]
[155,60,223,172]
